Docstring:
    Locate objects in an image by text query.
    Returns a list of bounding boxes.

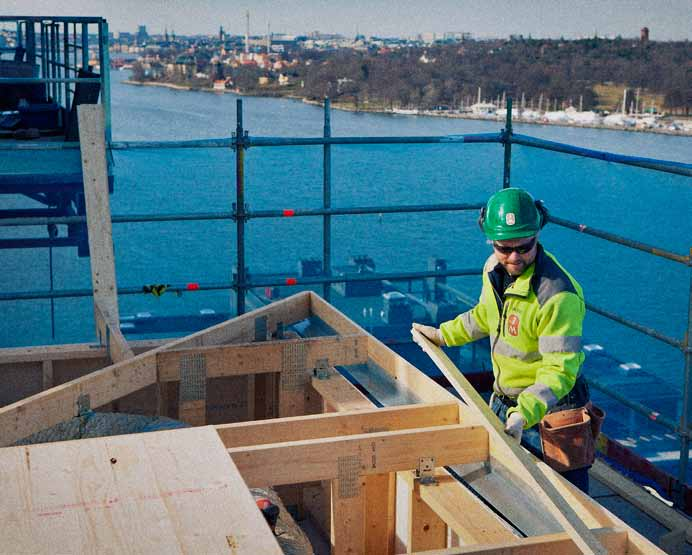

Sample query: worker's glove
[411,323,446,347]
[504,412,526,443]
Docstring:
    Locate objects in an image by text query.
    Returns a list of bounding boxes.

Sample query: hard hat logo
[506,213,516,225]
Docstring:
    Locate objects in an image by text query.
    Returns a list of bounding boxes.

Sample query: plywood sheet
[0,426,281,554]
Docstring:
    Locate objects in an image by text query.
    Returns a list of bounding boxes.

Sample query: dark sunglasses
[492,237,537,255]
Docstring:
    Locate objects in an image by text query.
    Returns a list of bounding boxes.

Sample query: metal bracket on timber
[412,329,608,555]
[416,456,438,486]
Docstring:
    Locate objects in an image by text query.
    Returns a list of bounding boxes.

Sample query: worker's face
[492,235,538,276]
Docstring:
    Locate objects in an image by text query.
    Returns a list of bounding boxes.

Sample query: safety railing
[0,16,111,141]
[1,96,691,507]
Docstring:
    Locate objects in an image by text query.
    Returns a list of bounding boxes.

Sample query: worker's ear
[535,200,549,229]
[477,206,487,232]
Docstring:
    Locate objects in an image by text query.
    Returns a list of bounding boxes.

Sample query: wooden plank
[310,291,366,335]
[216,402,459,447]
[416,470,517,545]
[331,477,366,555]
[0,344,108,364]
[254,373,278,419]
[591,459,692,543]
[41,360,53,391]
[94,302,135,363]
[310,357,397,555]
[311,371,373,411]
[0,426,282,554]
[0,352,158,446]
[179,399,206,426]
[174,291,311,348]
[156,334,367,381]
[408,477,448,552]
[228,424,488,487]
[307,300,661,555]
[536,460,667,555]
[408,528,628,555]
[365,472,396,554]
[79,104,120,326]
[0,293,311,446]
[412,329,607,555]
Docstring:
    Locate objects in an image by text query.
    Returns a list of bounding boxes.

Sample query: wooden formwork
[0,291,665,554]
[0,105,666,553]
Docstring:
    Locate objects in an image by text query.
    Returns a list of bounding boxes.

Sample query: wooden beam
[311,371,373,411]
[78,104,120,326]
[228,424,489,487]
[365,472,396,554]
[331,476,366,555]
[156,334,367,382]
[408,477,448,552]
[535,460,668,555]
[310,353,398,555]
[310,292,365,335]
[174,291,311,349]
[591,459,692,544]
[0,293,311,446]
[412,329,607,555]
[0,343,111,364]
[216,402,459,447]
[310,297,662,554]
[0,353,157,446]
[94,302,135,363]
[408,527,628,555]
[41,360,54,391]
[414,470,517,545]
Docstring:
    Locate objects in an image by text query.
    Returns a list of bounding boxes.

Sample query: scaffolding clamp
[231,203,250,222]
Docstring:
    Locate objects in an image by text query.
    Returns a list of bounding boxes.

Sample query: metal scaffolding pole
[677,249,692,506]
[234,99,247,315]
[323,98,332,301]
[503,97,513,188]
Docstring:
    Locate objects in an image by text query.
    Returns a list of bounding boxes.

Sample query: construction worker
[412,187,591,492]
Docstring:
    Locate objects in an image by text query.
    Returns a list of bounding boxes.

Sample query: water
[2,70,691,410]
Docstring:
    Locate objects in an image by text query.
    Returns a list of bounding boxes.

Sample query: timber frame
[0,291,666,554]
[0,105,667,553]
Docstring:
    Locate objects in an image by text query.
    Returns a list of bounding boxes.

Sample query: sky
[2,0,691,40]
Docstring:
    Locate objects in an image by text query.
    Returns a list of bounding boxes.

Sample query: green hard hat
[480,188,542,240]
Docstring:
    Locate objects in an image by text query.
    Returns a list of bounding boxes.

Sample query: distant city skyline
[3,0,691,40]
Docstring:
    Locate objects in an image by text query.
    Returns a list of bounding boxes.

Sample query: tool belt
[539,401,605,472]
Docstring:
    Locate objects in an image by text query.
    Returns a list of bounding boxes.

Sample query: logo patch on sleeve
[507,314,520,336]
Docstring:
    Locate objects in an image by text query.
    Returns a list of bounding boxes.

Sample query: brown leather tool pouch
[539,407,595,472]
[585,401,606,440]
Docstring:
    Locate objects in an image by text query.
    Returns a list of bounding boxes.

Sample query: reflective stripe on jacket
[440,245,585,428]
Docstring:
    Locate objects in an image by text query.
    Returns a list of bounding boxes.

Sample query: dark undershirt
[500,266,518,293]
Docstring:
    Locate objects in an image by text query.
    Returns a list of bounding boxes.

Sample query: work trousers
[490,375,591,494]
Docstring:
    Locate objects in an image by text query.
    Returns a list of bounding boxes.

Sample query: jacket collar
[489,244,544,298]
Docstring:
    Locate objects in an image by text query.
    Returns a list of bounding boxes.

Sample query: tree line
[294,38,690,114]
[132,37,691,115]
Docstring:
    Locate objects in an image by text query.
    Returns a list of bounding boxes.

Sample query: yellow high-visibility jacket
[440,245,585,428]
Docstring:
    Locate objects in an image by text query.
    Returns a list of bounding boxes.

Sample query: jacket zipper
[490,285,509,396]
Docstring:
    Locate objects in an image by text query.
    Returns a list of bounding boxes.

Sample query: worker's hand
[411,323,445,347]
[504,412,526,442]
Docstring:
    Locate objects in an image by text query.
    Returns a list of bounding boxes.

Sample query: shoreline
[123,79,692,137]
